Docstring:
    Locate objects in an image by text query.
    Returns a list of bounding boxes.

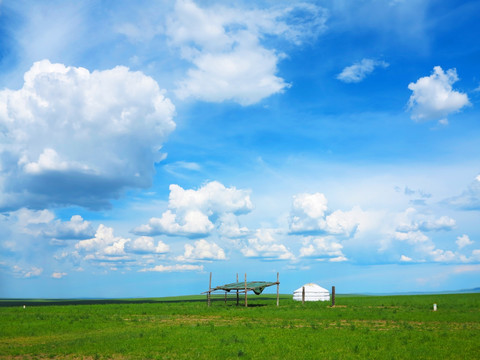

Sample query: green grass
[1,293,479,359]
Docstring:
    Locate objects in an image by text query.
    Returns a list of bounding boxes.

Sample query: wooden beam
[276,272,279,307]
[236,273,239,306]
[207,272,212,307]
[302,286,305,305]
[244,273,248,307]
[331,285,335,307]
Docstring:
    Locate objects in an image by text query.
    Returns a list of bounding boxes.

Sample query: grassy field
[1,293,479,359]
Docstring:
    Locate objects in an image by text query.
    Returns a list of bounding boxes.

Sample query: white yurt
[293,283,330,302]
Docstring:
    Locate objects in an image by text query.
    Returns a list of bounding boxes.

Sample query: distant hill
[455,287,480,294]
[357,287,480,296]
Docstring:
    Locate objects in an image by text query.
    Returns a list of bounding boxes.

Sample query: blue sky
[1,0,480,298]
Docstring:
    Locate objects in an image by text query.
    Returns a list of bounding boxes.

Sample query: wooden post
[224,292,227,304]
[236,273,239,306]
[331,286,335,307]
[276,272,279,307]
[208,272,212,307]
[302,286,305,304]
[244,273,248,307]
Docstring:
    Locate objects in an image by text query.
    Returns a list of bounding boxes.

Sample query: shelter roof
[209,281,278,295]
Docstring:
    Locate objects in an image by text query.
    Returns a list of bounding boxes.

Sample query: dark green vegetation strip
[1,293,479,359]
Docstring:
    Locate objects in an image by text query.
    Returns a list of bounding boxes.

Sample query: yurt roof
[293,283,329,293]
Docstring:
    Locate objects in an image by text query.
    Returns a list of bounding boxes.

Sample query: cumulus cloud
[15,209,54,226]
[46,215,95,240]
[241,229,294,261]
[299,237,346,262]
[76,224,130,261]
[337,58,389,83]
[51,272,67,279]
[135,209,214,238]
[456,234,473,249]
[0,60,176,210]
[400,255,413,262]
[216,213,250,238]
[6,208,93,241]
[127,236,169,254]
[370,207,472,263]
[289,192,363,237]
[429,248,456,262]
[13,265,43,278]
[139,264,203,272]
[177,239,226,261]
[392,229,473,264]
[134,181,252,238]
[394,230,429,244]
[395,208,456,233]
[167,0,327,105]
[407,66,470,122]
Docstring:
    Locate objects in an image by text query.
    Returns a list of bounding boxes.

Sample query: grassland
[1,293,479,359]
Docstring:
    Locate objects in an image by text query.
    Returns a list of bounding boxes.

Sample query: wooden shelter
[203,272,280,307]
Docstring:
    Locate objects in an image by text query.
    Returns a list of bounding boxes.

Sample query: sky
[1,0,479,298]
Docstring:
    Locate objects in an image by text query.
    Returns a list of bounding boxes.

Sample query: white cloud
[16,208,54,225]
[167,0,327,105]
[293,192,328,219]
[299,237,346,261]
[46,215,95,240]
[241,229,294,261]
[400,255,413,262]
[24,267,43,278]
[325,207,363,236]
[134,181,252,237]
[175,43,288,105]
[330,256,348,262]
[407,66,470,122]
[337,58,389,83]
[135,209,214,238]
[392,227,474,264]
[430,248,456,263]
[6,209,93,241]
[177,239,226,261]
[22,148,88,175]
[217,213,250,238]
[139,264,204,272]
[0,60,176,210]
[443,175,480,210]
[290,192,328,233]
[395,208,456,232]
[128,236,169,254]
[51,272,67,279]
[76,224,130,260]
[289,192,363,237]
[394,230,429,243]
[13,265,43,278]
[456,234,473,249]
[169,181,253,215]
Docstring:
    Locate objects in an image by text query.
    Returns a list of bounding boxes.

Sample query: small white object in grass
[23,305,26,309]
[433,303,437,311]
